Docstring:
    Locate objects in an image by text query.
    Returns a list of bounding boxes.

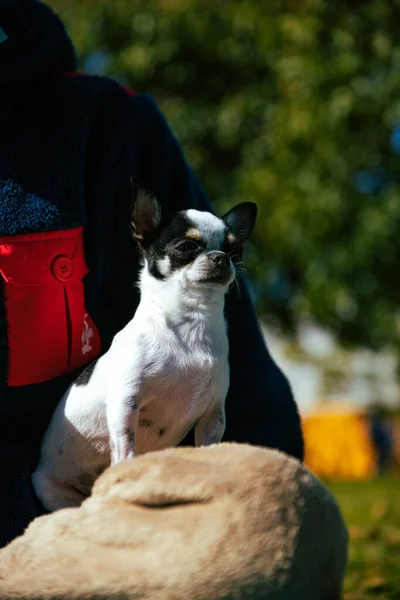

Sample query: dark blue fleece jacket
[0,0,303,547]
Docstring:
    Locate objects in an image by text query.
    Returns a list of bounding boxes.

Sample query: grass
[326,476,400,600]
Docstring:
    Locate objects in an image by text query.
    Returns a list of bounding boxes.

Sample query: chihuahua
[32,187,257,512]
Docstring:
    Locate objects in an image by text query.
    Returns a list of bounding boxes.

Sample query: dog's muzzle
[200,251,233,284]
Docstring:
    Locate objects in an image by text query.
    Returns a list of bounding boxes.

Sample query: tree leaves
[50,0,400,352]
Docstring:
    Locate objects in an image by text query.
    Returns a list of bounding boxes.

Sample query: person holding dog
[0,0,303,547]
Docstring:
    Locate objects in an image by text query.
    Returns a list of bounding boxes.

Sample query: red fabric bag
[0,227,101,387]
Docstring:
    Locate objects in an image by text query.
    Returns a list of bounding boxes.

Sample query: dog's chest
[125,316,228,454]
[139,318,229,406]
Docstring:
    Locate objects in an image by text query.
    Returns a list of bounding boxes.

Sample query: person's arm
[128,94,304,460]
[223,280,304,460]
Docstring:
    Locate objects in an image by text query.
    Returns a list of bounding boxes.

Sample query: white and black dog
[32,186,257,512]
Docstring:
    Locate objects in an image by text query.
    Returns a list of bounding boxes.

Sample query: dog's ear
[131,178,162,242]
[221,202,257,245]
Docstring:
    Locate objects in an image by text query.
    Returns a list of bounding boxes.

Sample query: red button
[51,255,73,281]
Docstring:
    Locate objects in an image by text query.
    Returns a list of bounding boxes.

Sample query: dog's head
[131,185,257,291]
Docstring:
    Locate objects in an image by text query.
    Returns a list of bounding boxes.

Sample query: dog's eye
[175,241,195,253]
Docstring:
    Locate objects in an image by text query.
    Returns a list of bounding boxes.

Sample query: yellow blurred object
[392,417,400,466]
[303,402,377,480]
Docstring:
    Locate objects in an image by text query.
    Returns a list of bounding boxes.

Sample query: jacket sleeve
[119,93,305,461]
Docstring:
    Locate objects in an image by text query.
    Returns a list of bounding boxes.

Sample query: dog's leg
[106,394,139,466]
[194,406,226,447]
[32,470,87,512]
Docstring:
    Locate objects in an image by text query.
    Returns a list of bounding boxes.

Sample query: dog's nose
[207,251,229,266]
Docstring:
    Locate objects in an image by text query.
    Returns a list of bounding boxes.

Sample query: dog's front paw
[110,429,135,466]
[194,407,226,447]
[111,450,135,467]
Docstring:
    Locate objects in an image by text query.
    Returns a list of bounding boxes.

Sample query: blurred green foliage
[49,0,400,354]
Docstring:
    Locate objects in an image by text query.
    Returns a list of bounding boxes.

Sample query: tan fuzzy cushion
[0,443,348,600]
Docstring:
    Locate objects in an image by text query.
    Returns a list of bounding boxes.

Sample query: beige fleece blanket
[0,443,348,600]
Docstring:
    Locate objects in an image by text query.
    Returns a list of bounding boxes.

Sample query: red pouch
[0,227,101,387]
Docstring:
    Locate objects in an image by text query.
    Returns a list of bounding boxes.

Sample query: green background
[49,0,400,358]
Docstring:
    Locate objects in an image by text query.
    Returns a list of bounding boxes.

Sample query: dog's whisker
[235,269,247,281]
[232,275,242,297]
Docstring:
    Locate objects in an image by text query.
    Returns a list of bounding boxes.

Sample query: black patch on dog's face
[143,213,208,280]
[75,359,98,386]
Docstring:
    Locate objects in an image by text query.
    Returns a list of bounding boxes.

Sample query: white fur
[185,209,226,249]
[32,210,232,513]
[157,255,171,276]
